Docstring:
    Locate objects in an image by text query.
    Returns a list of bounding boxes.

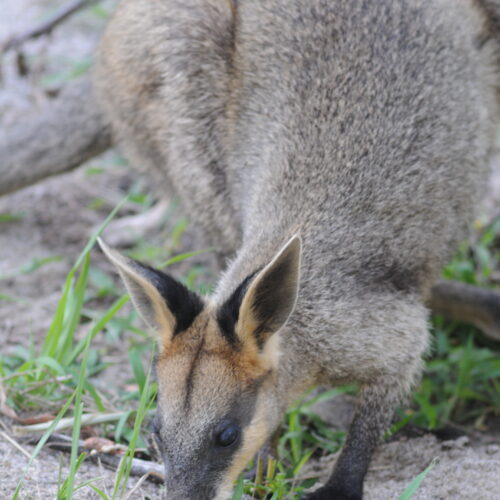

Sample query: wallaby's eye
[215,424,240,447]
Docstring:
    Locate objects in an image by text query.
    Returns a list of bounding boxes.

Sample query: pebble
[441,435,469,450]
[485,444,499,455]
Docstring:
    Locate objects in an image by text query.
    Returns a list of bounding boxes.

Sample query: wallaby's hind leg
[306,383,399,500]
[306,296,429,500]
[94,0,240,258]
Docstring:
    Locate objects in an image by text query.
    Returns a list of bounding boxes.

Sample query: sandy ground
[306,396,500,500]
[1,1,500,499]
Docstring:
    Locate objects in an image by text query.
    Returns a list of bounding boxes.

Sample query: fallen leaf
[16,413,55,425]
[83,436,126,455]
[81,425,98,439]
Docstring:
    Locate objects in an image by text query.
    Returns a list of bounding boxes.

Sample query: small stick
[28,433,165,483]
[0,430,33,460]
[1,0,97,54]
[123,473,156,499]
[18,375,74,396]
[93,454,164,483]
[13,411,152,437]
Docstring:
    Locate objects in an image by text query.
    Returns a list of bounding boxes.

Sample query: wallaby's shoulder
[224,0,500,303]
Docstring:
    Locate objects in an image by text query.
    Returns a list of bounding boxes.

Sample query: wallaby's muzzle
[163,476,217,500]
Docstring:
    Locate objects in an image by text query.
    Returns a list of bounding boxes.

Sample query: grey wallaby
[92,0,500,498]
[3,0,500,499]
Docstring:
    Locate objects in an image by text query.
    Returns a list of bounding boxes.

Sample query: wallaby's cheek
[216,398,272,497]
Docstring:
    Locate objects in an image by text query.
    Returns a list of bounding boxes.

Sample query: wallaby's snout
[152,320,269,500]
[99,237,302,497]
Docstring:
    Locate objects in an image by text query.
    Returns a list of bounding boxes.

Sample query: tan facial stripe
[216,395,270,497]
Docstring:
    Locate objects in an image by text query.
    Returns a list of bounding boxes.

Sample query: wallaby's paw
[306,486,362,500]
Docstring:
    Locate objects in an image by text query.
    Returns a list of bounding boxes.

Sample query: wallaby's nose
[164,469,217,500]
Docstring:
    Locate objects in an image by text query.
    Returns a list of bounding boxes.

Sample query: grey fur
[95,0,500,498]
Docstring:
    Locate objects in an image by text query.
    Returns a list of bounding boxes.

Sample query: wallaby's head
[98,236,301,499]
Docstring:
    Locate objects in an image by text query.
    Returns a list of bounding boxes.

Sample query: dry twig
[13,411,137,437]
[1,0,97,54]
[26,433,165,483]
[0,430,33,459]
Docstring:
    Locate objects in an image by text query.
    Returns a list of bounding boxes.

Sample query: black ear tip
[139,265,204,336]
[217,271,259,346]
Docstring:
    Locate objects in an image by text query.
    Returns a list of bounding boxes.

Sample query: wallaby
[92,0,500,499]
[2,0,500,498]
[91,1,500,499]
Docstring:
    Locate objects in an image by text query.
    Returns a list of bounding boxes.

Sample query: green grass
[397,459,436,500]
[235,387,354,499]
[0,198,215,499]
[407,216,500,431]
[2,208,498,499]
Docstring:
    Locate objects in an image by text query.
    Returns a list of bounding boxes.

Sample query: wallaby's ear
[98,238,204,346]
[218,235,301,351]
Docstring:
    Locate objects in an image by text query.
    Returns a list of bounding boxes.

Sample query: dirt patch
[305,432,500,500]
[303,395,500,500]
[0,439,163,500]
[2,395,500,498]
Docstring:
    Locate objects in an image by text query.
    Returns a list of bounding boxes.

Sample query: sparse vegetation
[409,217,500,431]
[1,205,498,499]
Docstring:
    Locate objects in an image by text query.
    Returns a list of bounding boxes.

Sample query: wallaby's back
[94,0,500,394]
[95,0,498,289]
[218,0,497,289]
[206,0,500,396]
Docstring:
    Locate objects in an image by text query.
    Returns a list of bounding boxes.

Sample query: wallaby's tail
[478,0,500,39]
[477,0,500,69]
[430,280,500,342]
[0,76,111,196]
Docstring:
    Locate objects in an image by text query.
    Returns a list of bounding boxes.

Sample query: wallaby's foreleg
[0,76,111,195]
[430,280,500,341]
[307,384,399,500]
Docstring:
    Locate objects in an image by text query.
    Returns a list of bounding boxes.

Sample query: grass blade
[398,458,437,500]
[112,352,156,499]
[64,333,92,499]
[67,295,129,365]
[11,392,76,499]
[73,196,129,271]
[59,253,91,365]
[158,248,213,268]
